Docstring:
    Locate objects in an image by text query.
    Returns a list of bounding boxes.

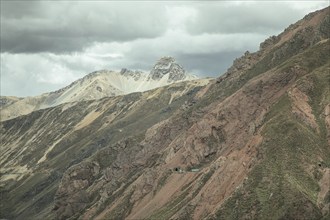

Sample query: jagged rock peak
[120,68,144,81]
[149,56,187,82]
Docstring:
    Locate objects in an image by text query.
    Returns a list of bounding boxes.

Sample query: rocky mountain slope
[0,7,329,220]
[0,57,197,121]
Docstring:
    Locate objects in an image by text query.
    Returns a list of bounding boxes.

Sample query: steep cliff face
[1,7,329,220]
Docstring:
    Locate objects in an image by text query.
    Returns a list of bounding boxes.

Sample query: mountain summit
[150,56,187,82]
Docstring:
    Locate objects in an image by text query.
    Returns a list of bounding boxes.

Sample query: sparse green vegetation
[148,169,215,219]
[155,169,172,193]
[214,40,330,219]
[148,184,192,220]
[104,191,134,220]
[215,56,330,219]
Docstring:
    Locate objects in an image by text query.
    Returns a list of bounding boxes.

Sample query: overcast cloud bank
[1,1,328,96]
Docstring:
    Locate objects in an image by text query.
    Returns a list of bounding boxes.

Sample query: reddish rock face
[51,7,330,220]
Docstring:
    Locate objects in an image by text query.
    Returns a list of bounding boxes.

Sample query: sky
[1,1,328,97]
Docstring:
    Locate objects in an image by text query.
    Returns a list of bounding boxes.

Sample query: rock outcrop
[149,56,188,82]
[53,161,100,220]
[120,68,143,81]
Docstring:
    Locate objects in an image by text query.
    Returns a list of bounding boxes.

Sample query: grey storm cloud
[1,1,328,97]
[0,1,169,53]
[177,51,247,76]
[1,1,326,54]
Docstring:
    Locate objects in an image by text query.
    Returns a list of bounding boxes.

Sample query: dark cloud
[0,1,42,18]
[0,1,169,53]
[177,51,245,77]
[1,1,328,97]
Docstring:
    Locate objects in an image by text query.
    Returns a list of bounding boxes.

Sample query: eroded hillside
[0,6,329,220]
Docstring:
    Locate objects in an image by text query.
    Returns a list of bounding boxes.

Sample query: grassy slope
[99,40,330,220]
[0,82,204,220]
[215,42,330,219]
[133,37,330,220]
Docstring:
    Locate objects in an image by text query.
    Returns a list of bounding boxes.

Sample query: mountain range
[0,6,329,220]
[0,56,197,121]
